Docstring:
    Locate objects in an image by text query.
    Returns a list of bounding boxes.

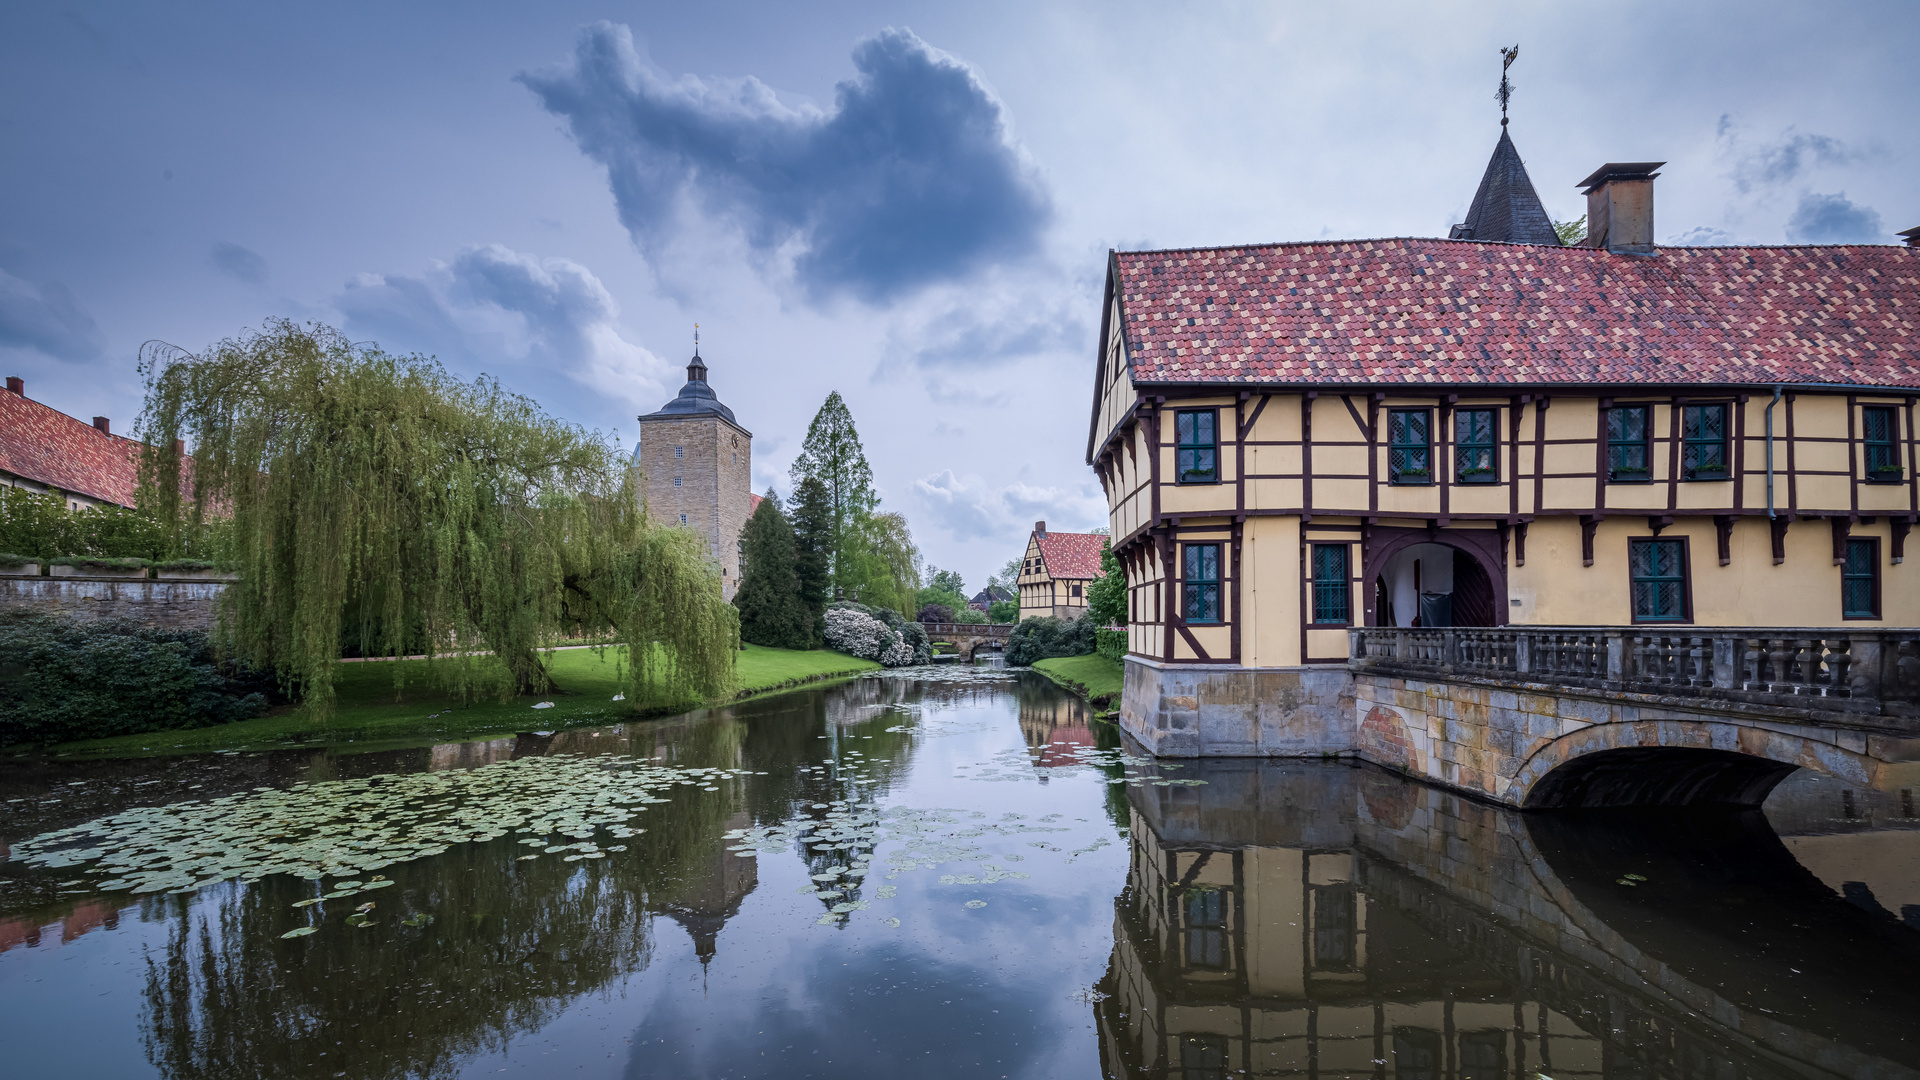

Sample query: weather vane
[1496,45,1518,126]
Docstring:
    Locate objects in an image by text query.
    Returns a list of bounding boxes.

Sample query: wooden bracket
[1514,521,1529,566]
[1579,515,1602,567]
[1714,515,1736,566]
[1893,515,1912,564]
[1770,515,1792,565]
[1831,516,1852,565]
[1648,515,1674,536]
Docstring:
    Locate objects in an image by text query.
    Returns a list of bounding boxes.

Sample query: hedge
[0,612,271,746]
[1095,627,1126,661]
[1005,615,1097,666]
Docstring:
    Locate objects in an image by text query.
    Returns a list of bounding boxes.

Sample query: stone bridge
[1348,625,1920,809]
[918,621,1011,661]
[1100,758,1920,1080]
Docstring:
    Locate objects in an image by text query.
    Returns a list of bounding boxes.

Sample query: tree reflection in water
[1096,759,1920,1080]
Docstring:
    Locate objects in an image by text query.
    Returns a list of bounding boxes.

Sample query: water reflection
[2,669,1918,1080]
[1098,759,1920,1078]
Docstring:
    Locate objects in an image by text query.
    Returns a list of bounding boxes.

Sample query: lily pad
[280,926,317,938]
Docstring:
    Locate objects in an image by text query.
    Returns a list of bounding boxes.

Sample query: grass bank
[42,644,880,759]
[1031,653,1124,709]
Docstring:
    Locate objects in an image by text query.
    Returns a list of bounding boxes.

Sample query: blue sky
[2,1,1915,589]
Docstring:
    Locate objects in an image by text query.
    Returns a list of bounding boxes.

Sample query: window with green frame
[1843,538,1878,618]
[1310,544,1350,624]
[1681,404,1729,479]
[1607,405,1650,481]
[1864,406,1902,482]
[1629,538,1688,622]
[1455,408,1497,483]
[1182,543,1220,623]
[1388,409,1431,483]
[1175,410,1218,484]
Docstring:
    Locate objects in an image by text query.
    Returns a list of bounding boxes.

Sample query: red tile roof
[749,492,764,515]
[0,389,144,507]
[1113,239,1920,389]
[1035,530,1107,580]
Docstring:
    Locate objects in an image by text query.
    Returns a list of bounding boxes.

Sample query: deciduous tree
[138,319,737,717]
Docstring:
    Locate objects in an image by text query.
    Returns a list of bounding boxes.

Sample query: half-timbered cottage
[1088,134,1920,755]
[1017,521,1107,622]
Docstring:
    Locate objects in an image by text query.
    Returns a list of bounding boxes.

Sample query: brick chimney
[1035,520,1047,537]
[92,417,110,435]
[5,377,22,397]
[1577,162,1664,255]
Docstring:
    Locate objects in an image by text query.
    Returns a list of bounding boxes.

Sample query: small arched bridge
[919,621,1012,661]
[1347,625,1920,809]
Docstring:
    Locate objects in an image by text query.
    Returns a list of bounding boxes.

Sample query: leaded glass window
[1182,544,1220,623]
[1630,538,1687,622]
[1388,409,1431,483]
[1843,539,1878,618]
[1175,410,1218,484]
[1607,405,1650,481]
[1311,544,1349,625]
[1455,408,1497,483]
[1182,886,1229,969]
[1681,404,1729,479]
[1864,406,1901,481]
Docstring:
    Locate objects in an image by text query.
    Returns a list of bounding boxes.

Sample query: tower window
[675,446,683,458]
[678,514,687,525]
[673,477,682,487]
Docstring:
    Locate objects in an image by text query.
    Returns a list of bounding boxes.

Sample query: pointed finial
[1497,45,1519,126]
[694,322,700,355]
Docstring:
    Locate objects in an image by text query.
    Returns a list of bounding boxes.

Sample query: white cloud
[331,243,674,414]
[912,468,1104,544]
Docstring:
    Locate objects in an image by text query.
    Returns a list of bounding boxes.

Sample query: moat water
[2,663,1917,1079]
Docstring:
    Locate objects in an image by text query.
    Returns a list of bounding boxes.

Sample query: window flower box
[1868,464,1906,484]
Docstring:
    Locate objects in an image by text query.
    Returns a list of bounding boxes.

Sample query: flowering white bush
[879,638,916,666]
[824,608,904,665]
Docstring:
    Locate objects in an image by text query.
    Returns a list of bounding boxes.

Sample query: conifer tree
[788,475,833,644]
[788,391,877,591]
[733,491,812,649]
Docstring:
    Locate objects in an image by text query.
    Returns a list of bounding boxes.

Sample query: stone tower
[634,348,753,601]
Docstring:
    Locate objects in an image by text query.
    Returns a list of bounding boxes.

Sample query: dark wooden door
[1451,547,1498,627]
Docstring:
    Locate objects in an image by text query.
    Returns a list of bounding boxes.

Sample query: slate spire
[1449,128,1564,247]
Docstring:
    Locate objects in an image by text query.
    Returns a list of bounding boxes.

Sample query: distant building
[0,377,144,510]
[633,349,754,601]
[969,585,1012,611]
[1017,520,1107,622]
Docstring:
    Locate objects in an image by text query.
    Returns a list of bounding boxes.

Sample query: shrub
[49,556,151,572]
[825,602,929,666]
[916,603,954,624]
[1006,615,1098,666]
[0,612,270,746]
[1095,627,1127,662]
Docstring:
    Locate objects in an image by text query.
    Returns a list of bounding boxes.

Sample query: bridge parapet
[1350,625,1920,721]
[918,621,1011,660]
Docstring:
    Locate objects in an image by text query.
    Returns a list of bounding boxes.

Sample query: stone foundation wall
[1118,656,1356,757]
[0,577,226,631]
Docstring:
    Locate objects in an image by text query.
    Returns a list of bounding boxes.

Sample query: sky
[2,1,1916,591]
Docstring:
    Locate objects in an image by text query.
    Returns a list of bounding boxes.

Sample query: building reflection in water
[1096,758,1920,1080]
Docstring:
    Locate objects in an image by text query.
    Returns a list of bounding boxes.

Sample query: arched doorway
[1361,527,1507,628]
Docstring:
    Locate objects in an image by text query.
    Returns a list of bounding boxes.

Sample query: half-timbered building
[1017,521,1107,622]
[1089,135,1920,754]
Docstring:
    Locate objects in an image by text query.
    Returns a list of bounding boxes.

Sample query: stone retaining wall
[0,576,226,631]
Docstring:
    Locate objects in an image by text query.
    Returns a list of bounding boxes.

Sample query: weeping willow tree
[137,319,736,718]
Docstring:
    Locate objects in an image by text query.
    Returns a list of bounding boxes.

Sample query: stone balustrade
[1350,624,1920,718]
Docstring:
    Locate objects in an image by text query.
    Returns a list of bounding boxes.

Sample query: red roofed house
[1018,520,1107,622]
[0,377,145,510]
[1087,124,1920,755]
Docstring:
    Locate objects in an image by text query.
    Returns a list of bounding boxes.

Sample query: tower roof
[639,349,746,430]
[1449,129,1563,247]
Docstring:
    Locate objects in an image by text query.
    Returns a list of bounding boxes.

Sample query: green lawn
[1031,653,1124,707]
[43,644,880,759]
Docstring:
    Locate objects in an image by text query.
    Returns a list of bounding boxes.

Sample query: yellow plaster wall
[1245,515,1302,667]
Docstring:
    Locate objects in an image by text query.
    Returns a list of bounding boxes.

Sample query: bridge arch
[1508,719,1881,809]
